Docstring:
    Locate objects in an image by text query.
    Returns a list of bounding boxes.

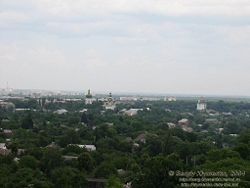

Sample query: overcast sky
[0,0,250,96]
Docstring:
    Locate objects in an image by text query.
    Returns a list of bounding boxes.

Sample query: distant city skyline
[2,87,250,99]
[1,1,250,96]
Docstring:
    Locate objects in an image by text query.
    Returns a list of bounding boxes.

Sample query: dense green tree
[80,113,89,125]
[94,162,117,178]
[40,148,63,174]
[9,168,49,188]
[63,145,86,155]
[234,143,250,160]
[132,155,182,188]
[21,114,34,129]
[51,167,86,188]
[78,152,94,172]
[105,176,123,188]
[238,128,250,145]
[206,148,241,162]
[19,155,39,169]
[7,142,18,154]
[2,98,250,187]
[59,130,81,147]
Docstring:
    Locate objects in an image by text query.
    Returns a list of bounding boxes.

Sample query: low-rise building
[182,126,193,133]
[178,119,193,132]
[17,149,26,156]
[222,112,233,116]
[218,128,224,134]
[79,108,88,113]
[15,108,31,111]
[0,143,11,156]
[135,133,146,144]
[229,134,238,137]
[205,118,219,125]
[53,109,68,115]
[167,122,176,129]
[3,129,13,135]
[178,119,189,126]
[46,142,60,149]
[123,108,143,116]
[62,155,78,161]
[164,96,177,102]
[119,97,138,101]
[70,144,96,152]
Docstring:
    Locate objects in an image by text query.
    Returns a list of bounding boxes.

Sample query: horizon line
[1,87,250,99]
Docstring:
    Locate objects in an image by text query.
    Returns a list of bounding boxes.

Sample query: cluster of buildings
[164,96,177,102]
[83,89,180,105]
[84,90,117,110]
[165,97,207,133]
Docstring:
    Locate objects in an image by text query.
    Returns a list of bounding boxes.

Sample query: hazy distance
[1,0,250,96]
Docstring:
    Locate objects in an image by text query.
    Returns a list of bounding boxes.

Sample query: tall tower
[197,97,207,112]
[107,92,113,103]
[85,89,94,105]
[104,92,116,110]
[86,89,92,98]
